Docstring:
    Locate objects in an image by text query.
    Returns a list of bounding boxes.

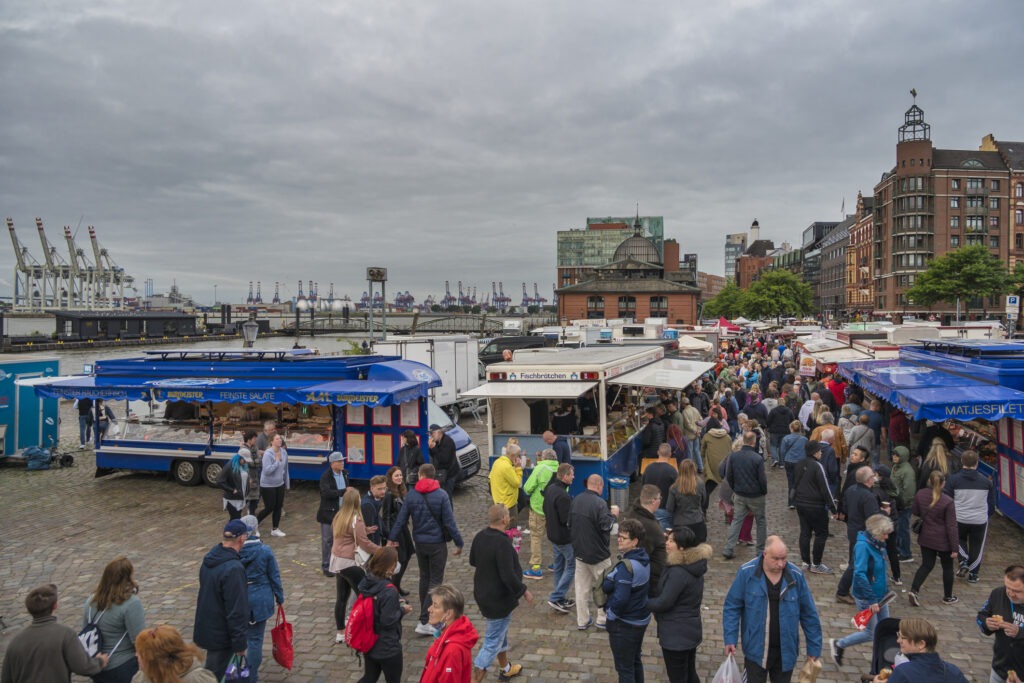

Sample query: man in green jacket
[890,446,917,562]
[522,449,560,579]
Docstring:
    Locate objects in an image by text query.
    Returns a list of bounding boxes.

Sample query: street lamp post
[241,316,259,348]
[295,295,308,342]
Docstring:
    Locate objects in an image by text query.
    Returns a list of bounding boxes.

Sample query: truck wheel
[172,460,203,486]
[203,462,223,488]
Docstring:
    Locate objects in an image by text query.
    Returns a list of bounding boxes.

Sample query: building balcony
[965,186,990,197]
[965,205,989,216]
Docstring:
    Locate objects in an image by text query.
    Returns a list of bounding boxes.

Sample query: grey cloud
[2,0,1023,305]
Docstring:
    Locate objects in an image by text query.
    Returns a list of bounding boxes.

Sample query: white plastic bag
[712,654,743,683]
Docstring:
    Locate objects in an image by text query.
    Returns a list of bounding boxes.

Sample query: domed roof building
[612,219,661,264]
[556,213,700,324]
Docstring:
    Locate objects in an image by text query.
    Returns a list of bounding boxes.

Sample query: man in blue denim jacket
[723,535,822,683]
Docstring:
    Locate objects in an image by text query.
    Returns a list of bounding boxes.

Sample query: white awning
[460,381,597,399]
[609,359,715,390]
[809,348,872,363]
[14,375,81,387]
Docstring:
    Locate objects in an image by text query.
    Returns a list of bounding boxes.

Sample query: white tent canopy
[609,359,715,391]
[677,335,714,352]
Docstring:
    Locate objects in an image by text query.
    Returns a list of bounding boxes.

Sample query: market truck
[26,349,481,486]
[461,345,713,495]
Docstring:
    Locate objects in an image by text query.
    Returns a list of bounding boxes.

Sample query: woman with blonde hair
[909,471,959,607]
[666,460,707,543]
[917,438,956,491]
[132,624,215,683]
[82,556,145,683]
[332,487,382,642]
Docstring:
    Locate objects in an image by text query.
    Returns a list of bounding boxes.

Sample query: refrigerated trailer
[372,336,483,422]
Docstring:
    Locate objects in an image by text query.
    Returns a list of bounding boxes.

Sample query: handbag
[911,517,923,535]
[220,654,251,682]
[271,604,294,670]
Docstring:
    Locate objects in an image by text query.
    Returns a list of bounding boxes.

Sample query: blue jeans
[607,618,648,683]
[247,619,267,683]
[687,437,703,472]
[770,433,784,464]
[837,599,888,650]
[895,508,912,558]
[549,543,576,602]
[472,614,512,671]
[78,414,92,444]
[654,508,673,531]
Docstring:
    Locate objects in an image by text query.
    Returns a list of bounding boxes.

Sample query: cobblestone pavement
[1,414,1022,682]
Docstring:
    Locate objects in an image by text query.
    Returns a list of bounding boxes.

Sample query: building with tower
[872,93,1015,318]
[556,216,664,288]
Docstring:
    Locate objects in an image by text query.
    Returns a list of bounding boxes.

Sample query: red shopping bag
[271,604,294,670]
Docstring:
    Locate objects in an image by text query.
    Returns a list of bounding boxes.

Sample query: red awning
[717,317,741,332]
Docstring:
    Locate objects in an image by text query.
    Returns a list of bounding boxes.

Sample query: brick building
[872,99,1015,318]
[556,227,700,324]
[845,192,875,317]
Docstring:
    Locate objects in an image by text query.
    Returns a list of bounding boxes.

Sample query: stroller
[860,617,901,681]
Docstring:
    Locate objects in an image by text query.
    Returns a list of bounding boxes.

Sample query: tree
[905,245,1013,321]
[701,281,746,319]
[742,270,814,323]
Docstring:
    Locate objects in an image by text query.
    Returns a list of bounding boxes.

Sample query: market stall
[462,346,713,495]
[838,340,1024,528]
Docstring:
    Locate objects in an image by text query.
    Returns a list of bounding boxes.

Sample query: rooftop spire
[899,88,930,143]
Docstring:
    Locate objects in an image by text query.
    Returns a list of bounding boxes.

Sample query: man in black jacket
[625,484,668,596]
[792,441,837,573]
[766,401,796,467]
[544,464,576,612]
[317,451,349,576]
[835,465,880,604]
[722,431,768,559]
[469,504,533,683]
[640,408,666,459]
[194,520,250,680]
[570,474,619,630]
[428,424,460,497]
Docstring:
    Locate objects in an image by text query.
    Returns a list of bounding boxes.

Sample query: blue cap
[223,519,248,539]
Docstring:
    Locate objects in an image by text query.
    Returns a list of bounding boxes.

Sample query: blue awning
[30,375,429,407]
[837,358,1024,422]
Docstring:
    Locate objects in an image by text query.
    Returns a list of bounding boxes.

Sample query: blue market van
[839,339,1024,529]
[29,349,481,486]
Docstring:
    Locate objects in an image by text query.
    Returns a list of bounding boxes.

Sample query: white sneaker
[271,528,286,537]
[414,622,436,636]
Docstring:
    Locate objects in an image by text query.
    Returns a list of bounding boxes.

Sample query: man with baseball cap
[194,519,250,679]
[317,451,349,576]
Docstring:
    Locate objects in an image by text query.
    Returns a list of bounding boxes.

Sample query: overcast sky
[2,0,1023,307]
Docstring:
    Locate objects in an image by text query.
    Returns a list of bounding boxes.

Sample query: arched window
[617,296,636,318]
[586,296,604,319]
[649,296,668,315]
[1017,183,1023,198]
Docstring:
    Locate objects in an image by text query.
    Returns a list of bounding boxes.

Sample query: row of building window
[949,235,1000,248]
[586,296,668,315]
[949,196,999,209]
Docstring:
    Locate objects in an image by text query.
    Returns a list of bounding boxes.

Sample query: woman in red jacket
[420,584,479,683]
[908,471,959,607]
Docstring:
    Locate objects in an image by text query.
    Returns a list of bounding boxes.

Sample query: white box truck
[373,336,484,423]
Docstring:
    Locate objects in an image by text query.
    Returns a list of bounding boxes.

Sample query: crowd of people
[4,334,1023,683]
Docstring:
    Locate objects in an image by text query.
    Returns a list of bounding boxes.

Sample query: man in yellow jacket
[490,442,525,540]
